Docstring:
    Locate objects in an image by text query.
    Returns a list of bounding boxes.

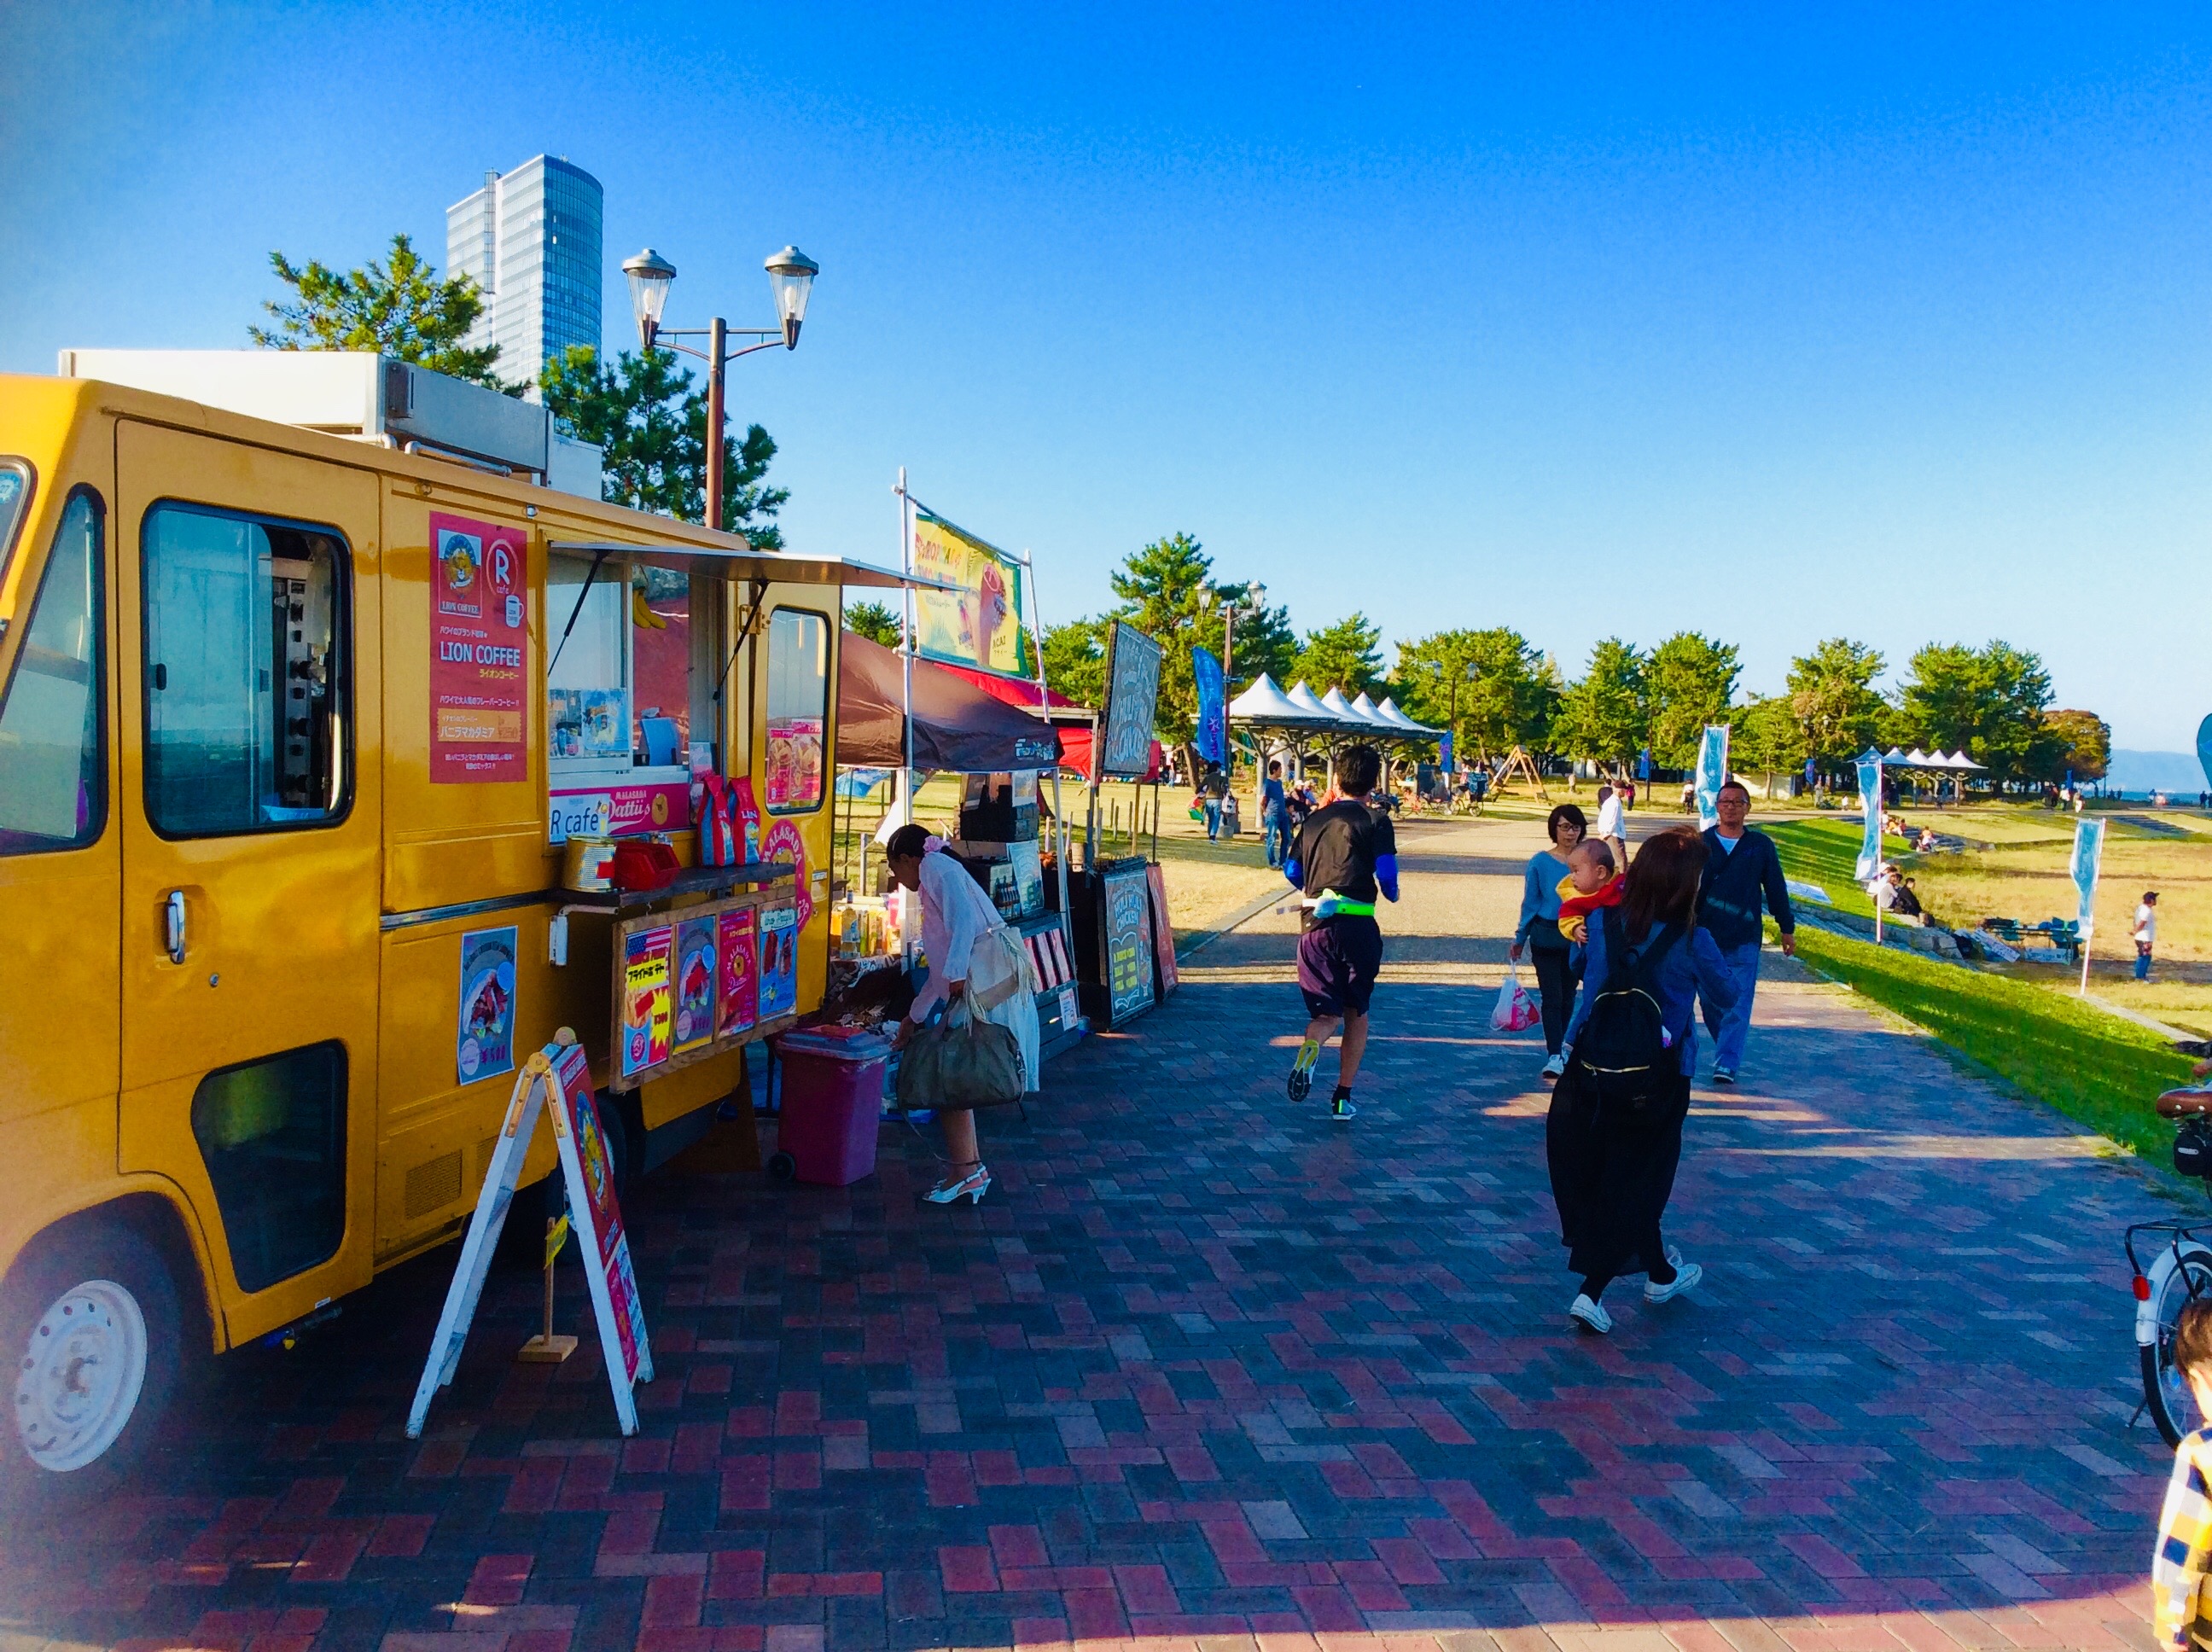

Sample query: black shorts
[1297,914,1383,1019]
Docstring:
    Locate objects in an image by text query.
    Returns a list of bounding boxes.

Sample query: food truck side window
[631,564,690,762]
[0,488,106,858]
[765,608,826,814]
[0,458,33,594]
[547,553,628,766]
[143,503,350,837]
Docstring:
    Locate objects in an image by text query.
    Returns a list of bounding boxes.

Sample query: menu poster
[766,717,824,811]
[672,916,718,1054]
[759,902,800,1021]
[716,905,759,1037]
[1145,862,1179,998]
[1009,839,1045,919]
[620,926,674,1079]
[456,926,518,1084]
[550,1041,649,1387]
[428,512,528,783]
[760,818,814,929]
[1103,864,1156,1024]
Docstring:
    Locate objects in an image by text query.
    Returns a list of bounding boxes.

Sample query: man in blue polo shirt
[1697,780,1796,1085]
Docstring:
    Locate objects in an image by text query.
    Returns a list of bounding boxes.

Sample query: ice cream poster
[621,925,674,1079]
[672,916,718,1054]
[909,508,1030,678]
[759,902,800,1021]
[716,905,758,1037]
[455,927,518,1083]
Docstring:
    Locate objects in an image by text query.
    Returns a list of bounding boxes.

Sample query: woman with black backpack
[1546,825,1738,1335]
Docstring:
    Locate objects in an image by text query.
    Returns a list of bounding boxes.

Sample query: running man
[1284,744,1399,1120]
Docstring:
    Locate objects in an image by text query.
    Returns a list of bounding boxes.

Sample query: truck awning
[546,539,953,592]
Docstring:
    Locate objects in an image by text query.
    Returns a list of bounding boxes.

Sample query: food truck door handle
[165,888,188,964]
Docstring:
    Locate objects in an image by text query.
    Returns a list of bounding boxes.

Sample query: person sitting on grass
[2154,1298,2212,1650]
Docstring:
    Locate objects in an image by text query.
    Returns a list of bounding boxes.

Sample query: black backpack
[1574,910,1680,1114]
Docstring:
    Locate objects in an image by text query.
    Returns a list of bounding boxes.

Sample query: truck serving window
[0,488,106,858]
[143,503,350,837]
[765,608,827,813]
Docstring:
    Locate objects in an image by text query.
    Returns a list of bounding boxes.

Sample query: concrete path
[0,815,2187,1652]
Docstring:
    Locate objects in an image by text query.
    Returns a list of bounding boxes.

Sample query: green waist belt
[1315,897,1375,916]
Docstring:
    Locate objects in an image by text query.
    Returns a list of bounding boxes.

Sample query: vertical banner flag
[1638,747,1652,782]
[1855,760,1884,881]
[1440,730,1455,775]
[2069,817,2106,937]
[1191,646,1225,767]
[1695,724,1731,832]
[909,509,1030,678]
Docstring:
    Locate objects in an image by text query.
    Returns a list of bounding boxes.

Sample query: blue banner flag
[1694,725,1730,831]
[1855,760,1883,881]
[1440,731,1455,774]
[1192,646,1225,767]
[2070,817,2106,937]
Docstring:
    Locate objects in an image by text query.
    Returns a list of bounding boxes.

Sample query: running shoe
[1711,1067,1736,1085]
[1288,1037,1320,1102]
[1541,1053,1566,1081]
[1331,1096,1358,1121]
[1569,1294,1612,1335]
[1644,1261,1703,1304]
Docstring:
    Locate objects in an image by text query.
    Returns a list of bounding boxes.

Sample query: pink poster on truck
[428,512,528,783]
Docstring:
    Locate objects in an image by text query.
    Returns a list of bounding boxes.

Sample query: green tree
[1103,532,1281,767]
[1553,639,1649,770]
[843,599,902,649]
[540,346,786,545]
[2043,708,2110,783]
[1786,638,1889,771]
[1295,613,1384,696]
[1396,626,1551,765]
[1645,631,1740,767]
[251,233,508,388]
[1895,640,2059,787]
[1729,695,1810,793]
[1225,600,1299,694]
[1041,617,1106,708]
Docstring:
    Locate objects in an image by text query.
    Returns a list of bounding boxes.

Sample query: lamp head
[621,247,677,348]
[765,246,819,348]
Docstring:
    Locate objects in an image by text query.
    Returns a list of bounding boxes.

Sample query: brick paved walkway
[0,818,2189,1652]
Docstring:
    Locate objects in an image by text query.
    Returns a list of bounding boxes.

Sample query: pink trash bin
[770,1027,895,1186]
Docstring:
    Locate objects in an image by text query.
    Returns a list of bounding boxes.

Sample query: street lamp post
[621,244,819,532]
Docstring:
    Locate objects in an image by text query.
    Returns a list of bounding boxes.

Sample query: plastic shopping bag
[1490,964,1541,1032]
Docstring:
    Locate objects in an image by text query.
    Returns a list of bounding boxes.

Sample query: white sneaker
[1644,1261,1703,1304]
[1541,1053,1566,1081]
[1569,1294,1612,1334]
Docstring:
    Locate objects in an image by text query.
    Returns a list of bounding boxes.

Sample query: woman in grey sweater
[1508,803,1587,1081]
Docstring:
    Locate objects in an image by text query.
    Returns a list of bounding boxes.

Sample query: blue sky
[6,3,2209,749]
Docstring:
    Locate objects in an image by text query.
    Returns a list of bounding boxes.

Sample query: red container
[771,1028,895,1186]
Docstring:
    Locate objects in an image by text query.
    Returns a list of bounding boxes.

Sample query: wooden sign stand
[407,1029,654,1438]
[516,1216,577,1364]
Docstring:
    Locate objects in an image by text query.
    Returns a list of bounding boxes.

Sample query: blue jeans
[2138,945,2153,981]
[1701,939,1764,1073]
[1204,800,1221,839]
[1264,809,1291,866]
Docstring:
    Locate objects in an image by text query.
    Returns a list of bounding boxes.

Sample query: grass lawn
[1790,922,2197,1162]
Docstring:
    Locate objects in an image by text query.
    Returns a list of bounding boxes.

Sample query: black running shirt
[1295,800,1395,905]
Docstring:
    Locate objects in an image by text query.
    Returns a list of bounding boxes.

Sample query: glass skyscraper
[446,155,603,393]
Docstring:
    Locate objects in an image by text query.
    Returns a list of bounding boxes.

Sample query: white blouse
[909,850,1008,1022]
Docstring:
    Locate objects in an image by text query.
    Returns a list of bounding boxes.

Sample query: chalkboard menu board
[1102,863,1156,1025]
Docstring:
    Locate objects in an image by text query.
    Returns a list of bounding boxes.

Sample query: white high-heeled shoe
[922,1164,991,1205]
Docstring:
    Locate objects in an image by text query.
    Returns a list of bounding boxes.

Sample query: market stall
[831,631,1085,1060]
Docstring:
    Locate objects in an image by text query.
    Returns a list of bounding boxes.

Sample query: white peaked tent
[1377,696,1442,736]
[1226,672,1330,727]
[1348,692,1399,733]
[1905,748,1932,766]
[1284,680,1337,723]
[1318,686,1378,730]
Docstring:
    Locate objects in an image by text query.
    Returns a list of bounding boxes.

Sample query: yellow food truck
[0,352,917,1492]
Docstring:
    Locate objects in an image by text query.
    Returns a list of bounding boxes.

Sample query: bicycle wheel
[2143,1244,2212,1446]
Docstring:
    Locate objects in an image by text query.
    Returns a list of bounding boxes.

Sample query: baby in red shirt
[1555,840,1623,945]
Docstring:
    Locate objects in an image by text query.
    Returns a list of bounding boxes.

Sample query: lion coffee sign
[429,512,529,783]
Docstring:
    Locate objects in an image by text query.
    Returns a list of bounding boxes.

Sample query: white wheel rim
[13,1277,148,1473]
[2161,1263,2211,1435]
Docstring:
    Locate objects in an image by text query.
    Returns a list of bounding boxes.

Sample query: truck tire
[0,1224,184,1507]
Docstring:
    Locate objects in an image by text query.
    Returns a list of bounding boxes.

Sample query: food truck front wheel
[0,1223,187,1509]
